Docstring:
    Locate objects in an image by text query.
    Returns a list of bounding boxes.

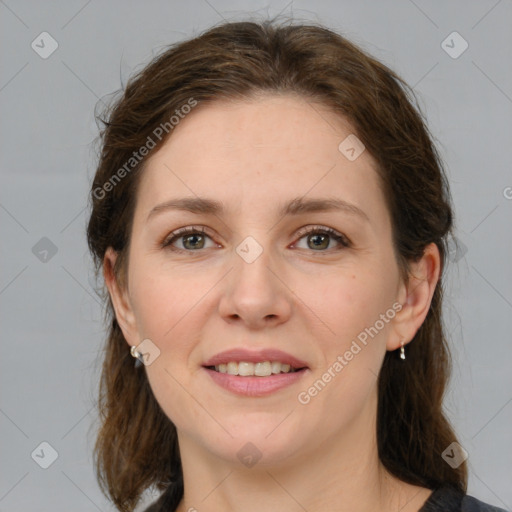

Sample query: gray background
[1,1,511,510]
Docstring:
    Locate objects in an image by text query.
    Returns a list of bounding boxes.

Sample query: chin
[197,414,309,467]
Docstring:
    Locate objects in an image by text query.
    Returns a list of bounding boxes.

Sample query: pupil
[185,234,203,249]
[309,234,328,250]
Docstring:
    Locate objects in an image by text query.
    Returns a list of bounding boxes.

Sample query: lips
[202,348,309,370]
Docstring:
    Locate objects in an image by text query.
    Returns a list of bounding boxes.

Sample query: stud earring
[130,345,144,368]
[400,340,406,360]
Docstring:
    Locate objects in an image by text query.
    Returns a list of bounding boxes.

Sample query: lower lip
[203,367,308,397]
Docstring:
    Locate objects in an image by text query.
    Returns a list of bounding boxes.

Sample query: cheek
[297,267,397,345]
[131,276,175,340]
[128,257,219,376]
[130,266,205,430]
[292,271,395,435]
[294,265,398,413]
[128,255,201,341]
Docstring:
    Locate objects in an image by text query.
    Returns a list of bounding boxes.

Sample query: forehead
[158,93,355,162]
[136,94,387,225]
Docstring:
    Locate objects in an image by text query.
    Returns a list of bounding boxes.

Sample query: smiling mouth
[204,361,307,377]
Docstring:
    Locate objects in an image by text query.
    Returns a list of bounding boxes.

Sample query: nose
[217,239,292,329]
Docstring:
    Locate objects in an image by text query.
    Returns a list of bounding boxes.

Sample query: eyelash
[160,225,351,254]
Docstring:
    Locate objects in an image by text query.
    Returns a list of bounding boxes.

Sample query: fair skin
[104,94,440,512]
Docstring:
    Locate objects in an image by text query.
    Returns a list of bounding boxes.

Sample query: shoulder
[420,485,508,512]
[461,495,509,512]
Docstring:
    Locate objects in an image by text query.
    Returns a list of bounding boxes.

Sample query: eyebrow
[146,196,369,222]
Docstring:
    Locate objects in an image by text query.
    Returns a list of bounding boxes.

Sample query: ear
[387,242,441,351]
[103,247,139,347]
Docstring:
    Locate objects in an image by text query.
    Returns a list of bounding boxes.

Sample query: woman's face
[111,94,412,467]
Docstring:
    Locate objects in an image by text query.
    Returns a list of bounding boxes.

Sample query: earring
[130,345,144,368]
[400,340,406,360]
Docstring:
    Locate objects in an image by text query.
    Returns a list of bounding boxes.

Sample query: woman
[86,19,507,512]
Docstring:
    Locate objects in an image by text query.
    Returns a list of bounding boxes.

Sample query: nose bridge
[218,231,292,326]
[232,232,277,300]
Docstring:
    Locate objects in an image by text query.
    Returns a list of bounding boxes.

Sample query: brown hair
[87,17,466,512]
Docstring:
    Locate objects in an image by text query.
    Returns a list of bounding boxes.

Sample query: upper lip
[203,348,309,369]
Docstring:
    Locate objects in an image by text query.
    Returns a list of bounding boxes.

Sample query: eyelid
[294,225,350,246]
[161,225,215,249]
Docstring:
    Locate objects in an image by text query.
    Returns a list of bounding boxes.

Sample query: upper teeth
[214,361,297,376]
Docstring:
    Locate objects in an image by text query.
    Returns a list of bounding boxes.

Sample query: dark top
[142,483,509,512]
[419,485,508,511]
